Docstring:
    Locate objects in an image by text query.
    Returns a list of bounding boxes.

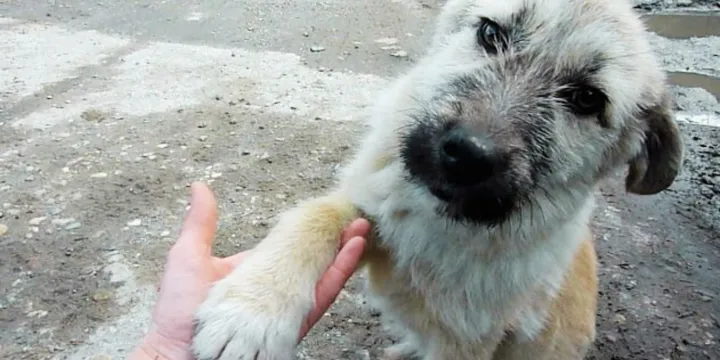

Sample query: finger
[175,182,219,252]
[317,236,366,302]
[213,250,255,276]
[339,218,371,248]
[299,235,366,340]
[221,249,254,267]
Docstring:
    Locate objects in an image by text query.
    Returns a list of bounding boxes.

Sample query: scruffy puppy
[192,0,683,359]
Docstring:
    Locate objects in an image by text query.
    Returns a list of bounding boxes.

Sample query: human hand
[129,182,370,360]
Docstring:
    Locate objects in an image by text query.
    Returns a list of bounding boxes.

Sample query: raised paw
[192,276,310,360]
[382,342,423,360]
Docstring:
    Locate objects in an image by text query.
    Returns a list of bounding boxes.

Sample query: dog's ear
[625,92,684,195]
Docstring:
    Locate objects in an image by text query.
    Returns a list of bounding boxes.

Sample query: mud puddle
[668,71,720,100]
[642,12,720,39]
[641,12,720,99]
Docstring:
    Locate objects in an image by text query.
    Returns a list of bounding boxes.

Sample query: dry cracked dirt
[1,1,719,359]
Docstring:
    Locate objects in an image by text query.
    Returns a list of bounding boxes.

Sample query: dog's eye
[568,87,606,115]
[477,18,506,54]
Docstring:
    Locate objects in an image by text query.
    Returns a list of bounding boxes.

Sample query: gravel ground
[0,1,718,359]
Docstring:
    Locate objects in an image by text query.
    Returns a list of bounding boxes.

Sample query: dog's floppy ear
[625,92,684,195]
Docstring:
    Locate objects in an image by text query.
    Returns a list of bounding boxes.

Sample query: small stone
[25,175,35,182]
[695,289,715,301]
[92,290,113,302]
[359,350,371,360]
[157,143,169,149]
[90,172,108,178]
[160,230,170,237]
[127,219,142,227]
[65,222,81,230]
[612,314,627,325]
[241,150,251,156]
[46,95,53,100]
[390,50,408,58]
[625,280,637,290]
[80,109,106,122]
[27,310,48,318]
[0,224,8,236]
[310,46,326,52]
[260,152,270,160]
[211,172,222,179]
[374,37,399,45]
[28,217,46,225]
[52,218,75,226]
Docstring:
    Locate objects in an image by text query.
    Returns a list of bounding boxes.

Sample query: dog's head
[394,0,683,225]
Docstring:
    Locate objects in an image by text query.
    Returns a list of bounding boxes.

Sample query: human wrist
[128,329,193,360]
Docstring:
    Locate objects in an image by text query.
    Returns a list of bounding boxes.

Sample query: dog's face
[394,0,683,225]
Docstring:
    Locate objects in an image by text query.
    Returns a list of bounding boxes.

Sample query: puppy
[192,0,683,359]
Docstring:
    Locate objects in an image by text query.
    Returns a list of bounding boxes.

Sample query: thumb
[176,182,219,252]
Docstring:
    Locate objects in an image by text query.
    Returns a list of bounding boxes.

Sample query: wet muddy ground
[0,1,719,359]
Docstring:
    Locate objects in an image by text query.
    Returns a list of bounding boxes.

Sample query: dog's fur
[191,0,683,359]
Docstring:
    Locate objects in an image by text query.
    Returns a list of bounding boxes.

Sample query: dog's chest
[363,207,571,341]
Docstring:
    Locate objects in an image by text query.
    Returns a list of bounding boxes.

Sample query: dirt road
[1,1,718,359]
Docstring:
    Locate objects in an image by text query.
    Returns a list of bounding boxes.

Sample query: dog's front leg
[192,190,360,360]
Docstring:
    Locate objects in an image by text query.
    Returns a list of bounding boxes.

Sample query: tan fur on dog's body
[191,0,682,359]
[363,232,597,360]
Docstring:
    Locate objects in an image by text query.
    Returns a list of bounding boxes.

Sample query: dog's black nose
[439,125,501,186]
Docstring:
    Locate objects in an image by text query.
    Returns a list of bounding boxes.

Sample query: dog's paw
[382,341,423,360]
[380,334,425,360]
[192,277,309,360]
